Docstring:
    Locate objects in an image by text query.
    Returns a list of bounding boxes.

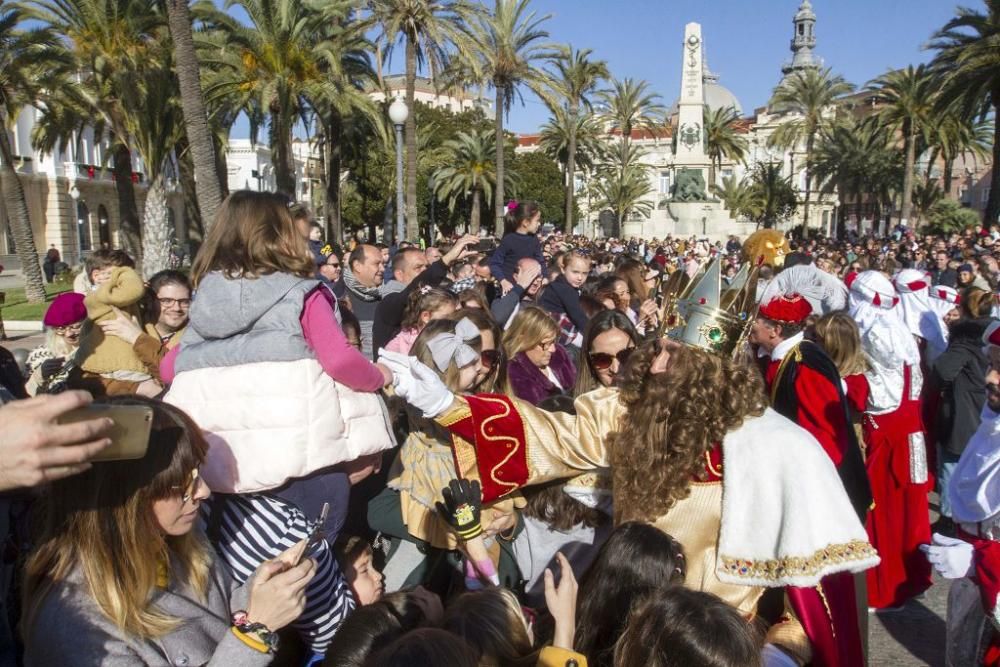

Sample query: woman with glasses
[26,292,88,395]
[23,397,316,665]
[98,270,192,388]
[573,310,640,396]
[504,306,576,405]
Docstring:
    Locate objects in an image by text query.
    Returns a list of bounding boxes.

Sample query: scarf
[343,264,382,302]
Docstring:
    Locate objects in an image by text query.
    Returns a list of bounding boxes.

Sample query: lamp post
[388,97,408,245]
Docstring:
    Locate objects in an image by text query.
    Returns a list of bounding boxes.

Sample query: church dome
[795,0,816,21]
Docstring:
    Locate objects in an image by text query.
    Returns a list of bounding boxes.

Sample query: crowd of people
[2,189,1000,667]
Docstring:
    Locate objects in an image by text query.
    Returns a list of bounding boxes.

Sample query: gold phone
[57,404,154,461]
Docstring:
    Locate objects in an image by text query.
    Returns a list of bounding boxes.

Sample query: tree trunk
[140,172,172,279]
[801,135,813,230]
[470,187,481,235]
[0,124,46,302]
[272,112,295,196]
[943,159,954,197]
[901,127,917,226]
[325,112,344,245]
[984,98,1000,227]
[494,86,505,235]
[564,102,577,234]
[404,37,419,242]
[214,133,229,198]
[165,0,223,228]
[112,143,142,263]
[708,157,716,192]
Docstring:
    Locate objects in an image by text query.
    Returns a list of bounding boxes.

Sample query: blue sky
[231,0,962,139]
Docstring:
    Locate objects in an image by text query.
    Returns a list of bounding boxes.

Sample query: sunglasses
[588,347,634,371]
[480,349,501,369]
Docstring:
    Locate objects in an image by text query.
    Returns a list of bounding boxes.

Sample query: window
[658,170,671,194]
[721,168,733,181]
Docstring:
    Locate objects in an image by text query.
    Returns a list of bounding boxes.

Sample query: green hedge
[0,283,74,321]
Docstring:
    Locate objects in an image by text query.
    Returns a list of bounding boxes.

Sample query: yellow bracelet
[231,626,269,654]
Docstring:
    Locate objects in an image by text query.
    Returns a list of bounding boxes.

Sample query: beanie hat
[43,292,86,328]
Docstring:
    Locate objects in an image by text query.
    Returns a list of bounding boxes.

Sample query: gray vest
[176,272,321,374]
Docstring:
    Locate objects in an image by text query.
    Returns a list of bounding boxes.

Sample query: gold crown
[656,259,759,357]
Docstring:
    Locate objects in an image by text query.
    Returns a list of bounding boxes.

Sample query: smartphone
[293,502,330,566]
[57,404,153,462]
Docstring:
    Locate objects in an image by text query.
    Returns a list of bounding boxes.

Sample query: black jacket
[933,318,990,456]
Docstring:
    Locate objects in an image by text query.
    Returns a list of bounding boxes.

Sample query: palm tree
[0,7,70,302]
[745,162,798,229]
[164,0,222,227]
[911,179,944,225]
[198,0,344,196]
[867,65,936,228]
[930,0,1000,225]
[549,45,608,233]
[124,48,185,278]
[464,0,558,234]
[369,0,477,240]
[538,107,606,233]
[592,140,653,237]
[712,175,754,219]
[432,128,500,233]
[768,67,855,230]
[28,0,161,261]
[703,105,748,188]
[926,100,993,197]
[598,77,666,168]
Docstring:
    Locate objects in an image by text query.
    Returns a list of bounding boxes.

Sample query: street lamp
[388,96,408,245]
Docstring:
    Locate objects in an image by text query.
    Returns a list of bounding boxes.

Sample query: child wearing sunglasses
[372,319,525,591]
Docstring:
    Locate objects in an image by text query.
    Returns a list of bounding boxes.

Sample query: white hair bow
[426,317,479,372]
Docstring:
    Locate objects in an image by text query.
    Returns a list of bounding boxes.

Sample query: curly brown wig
[608,341,768,523]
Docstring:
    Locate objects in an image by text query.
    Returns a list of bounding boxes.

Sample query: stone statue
[671,168,707,202]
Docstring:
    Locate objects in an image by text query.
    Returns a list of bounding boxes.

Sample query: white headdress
[759,264,848,316]
[848,271,921,414]
[894,269,949,361]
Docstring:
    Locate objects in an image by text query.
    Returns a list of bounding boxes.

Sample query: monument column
[675,23,710,172]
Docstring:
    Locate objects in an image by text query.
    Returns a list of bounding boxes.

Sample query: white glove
[377,349,455,418]
[920,532,975,579]
[761,644,799,667]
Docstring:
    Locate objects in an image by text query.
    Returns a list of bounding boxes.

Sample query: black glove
[40,358,65,380]
[435,478,483,540]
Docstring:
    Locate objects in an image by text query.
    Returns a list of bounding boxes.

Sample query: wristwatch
[231,610,280,654]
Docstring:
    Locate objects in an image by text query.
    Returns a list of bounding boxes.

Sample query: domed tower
[781,0,822,80]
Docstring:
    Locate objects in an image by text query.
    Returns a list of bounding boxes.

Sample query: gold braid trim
[720,539,878,582]
[436,399,472,427]
[769,343,803,405]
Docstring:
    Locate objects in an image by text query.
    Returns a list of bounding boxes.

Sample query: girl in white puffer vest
[164,191,395,661]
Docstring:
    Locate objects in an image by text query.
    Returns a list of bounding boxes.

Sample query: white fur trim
[717,409,880,587]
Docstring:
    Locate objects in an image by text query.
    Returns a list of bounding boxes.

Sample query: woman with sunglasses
[23,396,316,666]
[574,310,640,396]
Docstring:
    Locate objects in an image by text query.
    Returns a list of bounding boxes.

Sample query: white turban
[894,269,949,361]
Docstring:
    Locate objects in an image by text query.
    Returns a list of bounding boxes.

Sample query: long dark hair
[614,587,762,667]
[322,590,434,667]
[574,309,640,396]
[574,522,686,667]
[503,201,541,236]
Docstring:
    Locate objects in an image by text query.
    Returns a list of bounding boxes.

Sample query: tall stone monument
[675,23,710,172]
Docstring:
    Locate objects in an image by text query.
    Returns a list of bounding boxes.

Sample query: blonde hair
[812,312,870,377]
[503,305,559,358]
[410,319,482,393]
[190,190,314,285]
[23,397,212,640]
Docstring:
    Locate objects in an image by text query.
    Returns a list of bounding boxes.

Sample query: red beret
[759,293,812,325]
[43,292,86,328]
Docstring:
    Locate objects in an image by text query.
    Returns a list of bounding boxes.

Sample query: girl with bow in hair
[489,201,547,296]
[370,318,525,593]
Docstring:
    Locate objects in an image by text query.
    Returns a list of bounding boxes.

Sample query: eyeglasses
[588,347,634,371]
[172,468,201,503]
[538,339,556,352]
[326,261,341,268]
[56,322,84,334]
[480,349,501,369]
[158,297,192,309]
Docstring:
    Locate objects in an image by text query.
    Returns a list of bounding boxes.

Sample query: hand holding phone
[57,403,153,462]
[278,502,330,568]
